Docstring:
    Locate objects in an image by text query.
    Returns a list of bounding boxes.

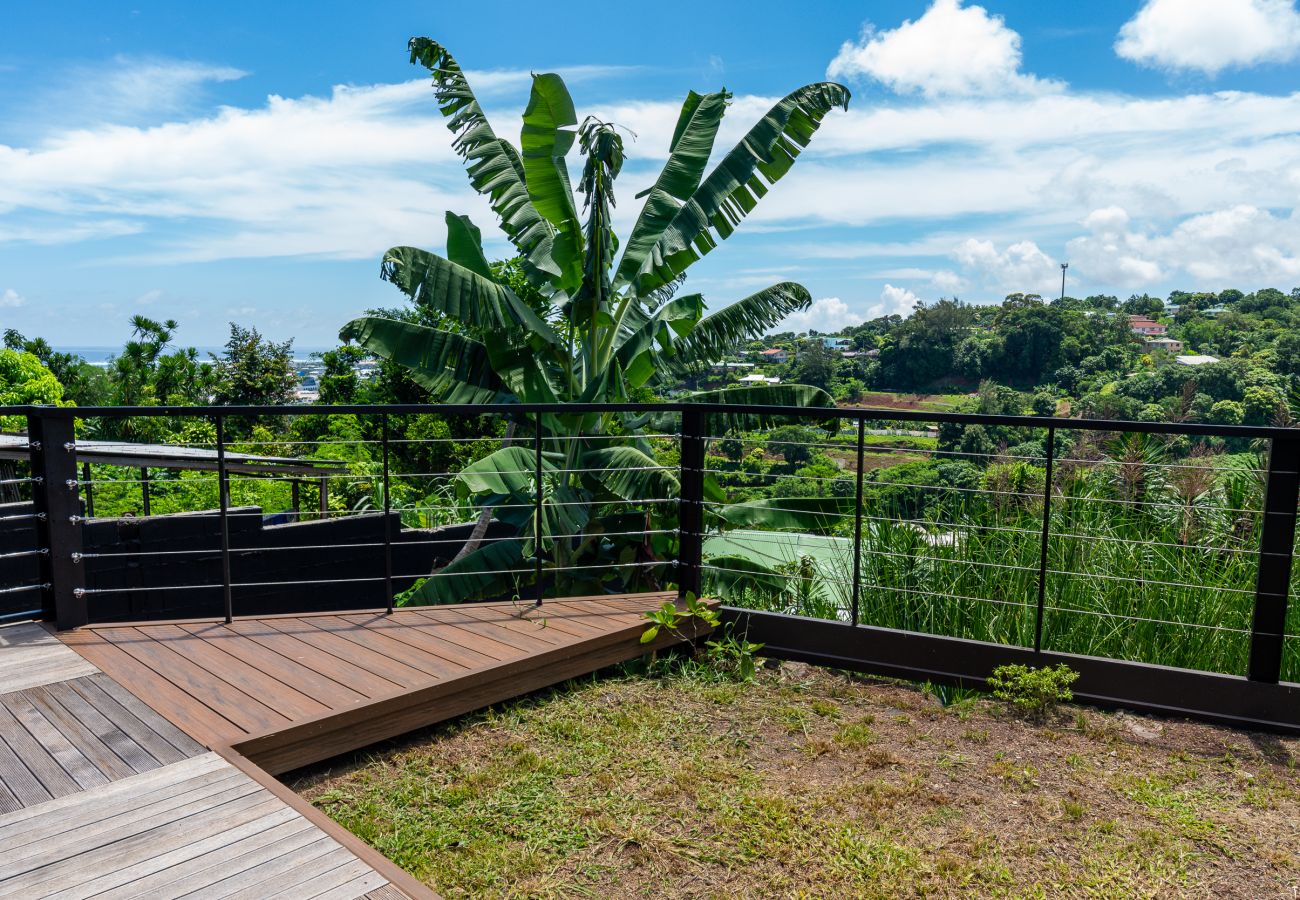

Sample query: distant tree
[212,323,296,407]
[1242,385,1286,426]
[789,341,835,390]
[3,329,109,406]
[0,349,67,430]
[769,425,815,467]
[1209,399,1245,426]
[1276,332,1300,377]
[1030,391,1057,417]
[317,345,366,404]
[1122,294,1163,316]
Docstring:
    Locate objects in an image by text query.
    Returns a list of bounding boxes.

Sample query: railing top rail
[10,402,1297,441]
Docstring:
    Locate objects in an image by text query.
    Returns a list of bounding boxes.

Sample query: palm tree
[341,39,850,603]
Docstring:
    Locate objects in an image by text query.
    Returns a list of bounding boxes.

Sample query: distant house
[819,336,851,351]
[740,373,781,385]
[1128,316,1167,336]
[1175,354,1219,366]
[1145,337,1183,353]
[759,347,789,364]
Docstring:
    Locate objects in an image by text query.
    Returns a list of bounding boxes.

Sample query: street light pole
[1060,262,1068,301]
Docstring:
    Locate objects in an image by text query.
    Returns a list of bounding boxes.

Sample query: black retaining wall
[1,503,507,622]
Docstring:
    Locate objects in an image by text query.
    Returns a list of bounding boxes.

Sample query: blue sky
[4,0,1300,348]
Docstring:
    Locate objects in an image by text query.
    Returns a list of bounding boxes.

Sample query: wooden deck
[0,592,708,898]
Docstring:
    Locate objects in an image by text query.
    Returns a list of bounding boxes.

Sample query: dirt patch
[295,662,1300,899]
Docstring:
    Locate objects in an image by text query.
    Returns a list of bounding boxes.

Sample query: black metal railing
[2,400,1298,731]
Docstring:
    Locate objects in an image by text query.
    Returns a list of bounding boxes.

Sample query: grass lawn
[297,660,1300,899]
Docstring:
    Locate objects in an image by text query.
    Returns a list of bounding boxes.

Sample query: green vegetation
[300,661,1300,899]
[331,39,850,604]
[987,664,1079,720]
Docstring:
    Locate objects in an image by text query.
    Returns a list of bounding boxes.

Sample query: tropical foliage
[340,39,851,603]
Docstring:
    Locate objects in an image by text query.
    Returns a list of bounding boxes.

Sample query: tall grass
[710,438,1275,681]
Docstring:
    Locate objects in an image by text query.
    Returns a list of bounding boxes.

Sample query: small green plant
[640,593,721,645]
[987,663,1079,720]
[703,622,765,682]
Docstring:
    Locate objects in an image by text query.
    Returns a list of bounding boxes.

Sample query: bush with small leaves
[987,663,1079,721]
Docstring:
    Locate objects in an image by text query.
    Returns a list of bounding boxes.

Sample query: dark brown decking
[56,593,693,771]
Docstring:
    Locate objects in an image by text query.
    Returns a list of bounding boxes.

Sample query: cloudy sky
[4,0,1300,347]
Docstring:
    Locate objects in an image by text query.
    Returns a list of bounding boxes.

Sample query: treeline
[759,287,1300,426]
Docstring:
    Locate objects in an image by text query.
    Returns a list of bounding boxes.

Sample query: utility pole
[1060,262,1068,301]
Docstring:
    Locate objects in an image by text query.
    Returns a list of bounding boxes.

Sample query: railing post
[533,412,544,608]
[678,408,706,601]
[27,409,86,629]
[381,412,393,614]
[140,466,151,517]
[215,414,233,624]
[851,417,865,627]
[1034,425,1056,654]
[1248,434,1300,683]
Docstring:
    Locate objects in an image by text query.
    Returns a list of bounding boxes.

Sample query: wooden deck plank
[59,633,244,748]
[296,860,389,900]
[0,702,82,799]
[405,607,560,658]
[21,685,138,781]
[260,619,433,689]
[0,779,18,815]
[337,612,501,670]
[225,851,369,900]
[178,835,342,900]
[37,681,161,774]
[300,616,467,680]
[88,673,207,750]
[92,817,319,900]
[365,886,411,900]
[0,623,98,694]
[0,692,108,790]
[224,619,405,701]
[427,604,570,652]
[176,622,370,710]
[0,752,225,838]
[0,728,51,808]
[0,777,260,876]
[0,793,287,897]
[67,676,194,765]
[394,614,525,662]
[95,627,292,736]
[43,807,301,900]
[138,624,332,722]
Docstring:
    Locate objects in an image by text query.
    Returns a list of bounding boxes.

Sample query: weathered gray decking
[0,622,414,899]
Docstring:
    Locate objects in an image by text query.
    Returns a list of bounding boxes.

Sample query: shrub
[987,663,1079,720]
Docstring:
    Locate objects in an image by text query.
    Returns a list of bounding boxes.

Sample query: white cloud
[877,284,922,316]
[1116,0,1300,75]
[827,0,1062,97]
[781,297,861,333]
[1067,203,1300,288]
[953,238,1059,295]
[135,289,163,306]
[1,288,24,308]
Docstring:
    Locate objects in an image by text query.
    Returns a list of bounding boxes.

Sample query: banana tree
[341,38,851,603]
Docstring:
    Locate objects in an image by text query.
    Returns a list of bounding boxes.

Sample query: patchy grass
[843,391,971,413]
[296,662,1300,899]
